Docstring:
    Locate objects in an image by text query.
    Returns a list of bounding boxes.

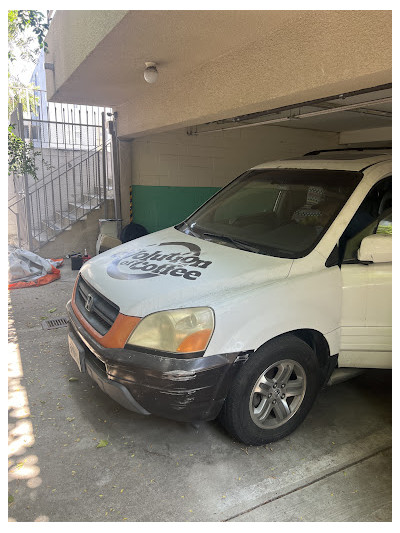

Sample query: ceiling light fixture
[144,62,158,84]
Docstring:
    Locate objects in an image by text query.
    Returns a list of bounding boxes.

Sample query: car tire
[218,335,321,445]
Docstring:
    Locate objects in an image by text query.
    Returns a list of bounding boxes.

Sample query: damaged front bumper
[66,300,243,422]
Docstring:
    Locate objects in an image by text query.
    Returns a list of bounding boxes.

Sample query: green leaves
[8,10,51,178]
[8,124,40,179]
[8,10,50,64]
[15,11,49,51]
[96,440,109,449]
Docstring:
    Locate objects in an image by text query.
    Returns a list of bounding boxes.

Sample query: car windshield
[177,168,362,259]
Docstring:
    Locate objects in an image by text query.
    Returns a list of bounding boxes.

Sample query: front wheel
[218,335,321,445]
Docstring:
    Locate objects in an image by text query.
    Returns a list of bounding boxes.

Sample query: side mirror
[358,234,392,263]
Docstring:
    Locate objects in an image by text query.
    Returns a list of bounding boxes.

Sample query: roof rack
[304,147,392,156]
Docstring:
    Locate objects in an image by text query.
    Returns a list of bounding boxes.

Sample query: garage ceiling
[188,86,392,136]
[47,10,306,107]
[46,11,391,138]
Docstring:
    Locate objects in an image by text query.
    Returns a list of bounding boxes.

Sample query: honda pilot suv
[67,148,392,445]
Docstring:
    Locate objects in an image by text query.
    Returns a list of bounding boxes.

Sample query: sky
[8,10,49,86]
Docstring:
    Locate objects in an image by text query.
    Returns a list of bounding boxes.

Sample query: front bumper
[66,300,243,422]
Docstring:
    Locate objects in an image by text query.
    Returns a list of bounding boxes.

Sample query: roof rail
[304,147,392,156]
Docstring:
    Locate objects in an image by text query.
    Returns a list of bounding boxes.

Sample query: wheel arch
[254,328,331,371]
[220,327,328,445]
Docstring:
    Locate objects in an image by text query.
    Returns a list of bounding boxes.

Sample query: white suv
[67,148,392,445]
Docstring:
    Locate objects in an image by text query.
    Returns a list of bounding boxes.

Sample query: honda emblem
[85,293,94,312]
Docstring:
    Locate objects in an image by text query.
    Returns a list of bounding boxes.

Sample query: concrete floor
[8,261,392,522]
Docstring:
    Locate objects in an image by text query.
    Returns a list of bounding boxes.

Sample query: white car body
[67,149,391,443]
[81,152,392,369]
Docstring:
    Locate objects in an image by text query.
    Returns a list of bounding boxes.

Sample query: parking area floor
[8,261,392,522]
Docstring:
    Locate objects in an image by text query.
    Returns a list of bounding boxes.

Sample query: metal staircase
[8,98,114,252]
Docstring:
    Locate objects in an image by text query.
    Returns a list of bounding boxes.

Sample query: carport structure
[45,10,391,232]
[8,10,392,524]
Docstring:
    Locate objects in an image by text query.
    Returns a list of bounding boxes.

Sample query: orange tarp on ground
[8,248,64,290]
[8,262,62,290]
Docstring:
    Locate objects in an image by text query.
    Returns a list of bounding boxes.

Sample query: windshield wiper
[202,232,261,253]
[178,221,201,238]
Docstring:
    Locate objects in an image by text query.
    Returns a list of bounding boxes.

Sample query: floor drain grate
[42,317,69,330]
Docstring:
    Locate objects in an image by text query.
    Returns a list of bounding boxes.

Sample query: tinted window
[340,177,392,262]
[178,169,362,259]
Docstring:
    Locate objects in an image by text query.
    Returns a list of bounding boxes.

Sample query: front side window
[340,177,392,262]
[178,169,362,259]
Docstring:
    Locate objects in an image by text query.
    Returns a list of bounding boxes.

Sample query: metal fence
[8,92,113,251]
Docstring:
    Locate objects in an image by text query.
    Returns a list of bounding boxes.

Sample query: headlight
[126,307,214,354]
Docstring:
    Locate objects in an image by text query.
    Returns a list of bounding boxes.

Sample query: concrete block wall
[129,124,340,232]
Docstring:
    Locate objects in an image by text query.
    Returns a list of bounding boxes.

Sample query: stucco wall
[46,10,128,103]
[46,11,391,137]
[128,124,340,232]
[120,10,392,137]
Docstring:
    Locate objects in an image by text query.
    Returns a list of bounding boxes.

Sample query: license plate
[68,333,86,372]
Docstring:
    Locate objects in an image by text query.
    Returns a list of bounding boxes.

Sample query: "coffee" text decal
[107,242,212,281]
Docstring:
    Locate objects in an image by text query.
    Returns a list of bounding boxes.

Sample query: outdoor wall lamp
[144,62,158,84]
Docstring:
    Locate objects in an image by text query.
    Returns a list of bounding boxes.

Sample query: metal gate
[8,91,114,251]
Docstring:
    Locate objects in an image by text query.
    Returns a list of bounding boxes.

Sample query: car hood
[80,227,293,317]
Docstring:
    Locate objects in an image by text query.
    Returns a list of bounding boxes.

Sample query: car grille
[75,275,119,336]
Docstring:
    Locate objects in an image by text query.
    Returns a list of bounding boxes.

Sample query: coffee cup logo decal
[107,242,212,281]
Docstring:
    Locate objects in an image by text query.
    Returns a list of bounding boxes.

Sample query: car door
[363,213,392,366]
[339,180,392,369]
